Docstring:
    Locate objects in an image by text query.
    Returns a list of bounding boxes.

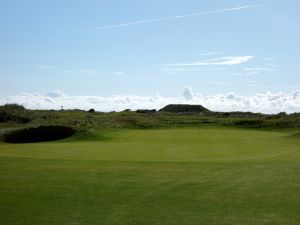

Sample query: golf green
[0,128,299,225]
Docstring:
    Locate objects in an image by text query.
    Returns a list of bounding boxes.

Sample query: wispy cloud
[245,67,274,72]
[200,51,224,56]
[205,81,231,85]
[160,67,206,73]
[264,57,275,61]
[87,4,265,31]
[62,69,125,76]
[243,67,276,75]
[36,65,55,70]
[169,56,254,67]
[113,71,125,75]
[244,80,258,84]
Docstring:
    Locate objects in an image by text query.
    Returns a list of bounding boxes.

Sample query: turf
[0,128,300,225]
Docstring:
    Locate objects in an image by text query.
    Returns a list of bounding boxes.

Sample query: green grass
[0,128,300,225]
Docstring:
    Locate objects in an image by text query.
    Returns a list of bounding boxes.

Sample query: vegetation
[1,104,300,136]
[0,104,32,124]
[159,104,209,113]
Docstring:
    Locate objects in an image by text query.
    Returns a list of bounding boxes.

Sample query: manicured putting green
[0,128,299,162]
[0,128,300,225]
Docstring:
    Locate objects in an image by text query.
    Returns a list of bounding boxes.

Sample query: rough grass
[0,128,300,225]
[1,104,300,132]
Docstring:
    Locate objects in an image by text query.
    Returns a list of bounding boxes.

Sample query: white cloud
[160,67,206,73]
[1,87,300,114]
[264,57,275,61]
[244,67,274,72]
[242,67,276,76]
[205,81,230,85]
[36,65,55,70]
[200,51,223,56]
[182,86,194,100]
[87,4,265,31]
[170,56,254,66]
[45,91,66,98]
[113,71,125,75]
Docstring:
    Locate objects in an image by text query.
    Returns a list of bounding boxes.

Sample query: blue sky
[0,0,299,98]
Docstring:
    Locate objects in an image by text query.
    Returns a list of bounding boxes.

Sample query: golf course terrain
[1,127,300,225]
[1,1,300,224]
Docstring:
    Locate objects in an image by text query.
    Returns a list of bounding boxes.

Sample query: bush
[136,109,156,113]
[234,119,264,127]
[0,104,32,123]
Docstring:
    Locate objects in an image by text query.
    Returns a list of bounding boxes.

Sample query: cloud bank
[1,88,300,114]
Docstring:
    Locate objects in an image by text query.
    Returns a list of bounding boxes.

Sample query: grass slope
[0,128,300,225]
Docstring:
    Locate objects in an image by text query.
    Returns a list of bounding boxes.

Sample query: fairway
[1,128,300,225]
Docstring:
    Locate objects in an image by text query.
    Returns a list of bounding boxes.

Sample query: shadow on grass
[4,125,75,143]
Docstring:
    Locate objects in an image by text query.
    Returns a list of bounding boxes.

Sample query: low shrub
[234,119,265,127]
[0,104,32,123]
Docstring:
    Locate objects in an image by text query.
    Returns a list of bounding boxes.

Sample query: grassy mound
[3,125,75,143]
[0,104,32,123]
[159,104,209,113]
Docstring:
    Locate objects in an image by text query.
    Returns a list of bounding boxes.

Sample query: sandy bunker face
[4,126,75,143]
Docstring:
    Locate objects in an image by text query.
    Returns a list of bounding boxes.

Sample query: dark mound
[0,104,32,123]
[159,104,209,113]
[4,125,75,143]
